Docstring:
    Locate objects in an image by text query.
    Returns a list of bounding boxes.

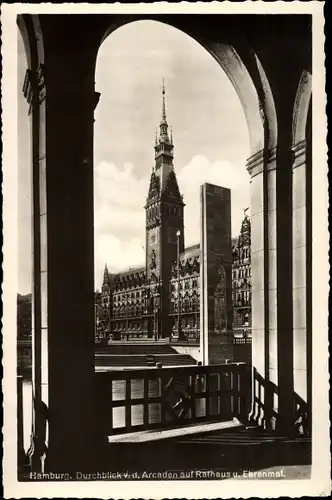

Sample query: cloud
[94,155,250,287]
[95,234,145,281]
[94,160,148,282]
[178,155,250,246]
[94,161,149,212]
[18,20,250,294]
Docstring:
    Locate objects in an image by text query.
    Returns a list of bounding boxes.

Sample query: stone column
[246,146,278,430]
[275,140,296,434]
[266,148,278,430]
[292,139,310,431]
[46,68,103,472]
[23,24,105,471]
[246,150,266,425]
[22,64,48,472]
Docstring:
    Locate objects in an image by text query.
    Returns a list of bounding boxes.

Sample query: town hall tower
[145,82,185,338]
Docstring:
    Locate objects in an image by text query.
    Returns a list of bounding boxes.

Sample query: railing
[251,368,310,437]
[233,337,252,344]
[96,363,251,437]
[170,329,200,344]
[112,332,149,340]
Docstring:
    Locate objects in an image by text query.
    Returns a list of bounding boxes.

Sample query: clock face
[149,229,158,246]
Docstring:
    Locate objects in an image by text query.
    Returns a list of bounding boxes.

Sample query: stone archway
[293,71,312,146]
[97,18,286,431]
[97,14,280,387]
[16,13,312,472]
[99,19,278,157]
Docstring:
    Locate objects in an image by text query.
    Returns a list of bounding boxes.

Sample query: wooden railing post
[238,363,251,424]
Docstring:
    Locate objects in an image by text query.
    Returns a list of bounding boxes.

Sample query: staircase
[95,342,197,369]
[175,425,312,471]
[104,424,311,475]
[95,342,175,355]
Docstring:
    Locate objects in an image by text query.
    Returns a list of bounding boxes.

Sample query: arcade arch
[16,13,312,471]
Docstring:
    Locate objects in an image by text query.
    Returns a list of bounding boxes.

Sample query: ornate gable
[238,215,251,246]
[147,171,160,201]
[163,169,181,200]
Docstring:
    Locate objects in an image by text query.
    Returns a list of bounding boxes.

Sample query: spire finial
[103,263,109,284]
[161,78,167,123]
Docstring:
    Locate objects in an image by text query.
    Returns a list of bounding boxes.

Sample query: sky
[18,20,250,295]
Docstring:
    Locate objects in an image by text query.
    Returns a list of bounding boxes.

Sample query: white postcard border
[2,2,329,498]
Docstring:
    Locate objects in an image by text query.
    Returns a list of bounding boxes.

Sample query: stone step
[94,353,196,367]
[96,343,176,355]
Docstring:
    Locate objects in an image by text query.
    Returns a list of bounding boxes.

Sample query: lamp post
[176,230,183,341]
[126,299,129,341]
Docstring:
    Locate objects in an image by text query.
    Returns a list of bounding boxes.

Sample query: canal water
[22,380,32,452]
[22,379,165,448]
[22,376,209,450]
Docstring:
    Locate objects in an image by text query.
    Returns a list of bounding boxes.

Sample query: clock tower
[145,81,185,338]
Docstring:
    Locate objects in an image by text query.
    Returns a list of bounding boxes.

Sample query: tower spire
[158,79,169,141]
[152,80,178,192]
[161,78,167,124]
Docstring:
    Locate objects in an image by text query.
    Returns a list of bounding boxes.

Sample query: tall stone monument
[200,183,233,365]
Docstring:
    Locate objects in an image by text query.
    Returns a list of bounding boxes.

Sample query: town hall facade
[97,85,251,355]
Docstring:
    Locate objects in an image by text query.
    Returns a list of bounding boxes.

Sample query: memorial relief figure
[149,249,157,270]
[214,264,227,333]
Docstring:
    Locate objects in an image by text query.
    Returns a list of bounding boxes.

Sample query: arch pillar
[291,137,311,435]
[22,63,47,474]
[21,16,107,473]
[44,61,104,473]
[247,150,265,427]
[291,140,307,398]
[265,147,278,431]
[275,139,296,435]
[248,129,311,435]
[247,147,278,430]
[19,14,48,473]
[291,71,312,435]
